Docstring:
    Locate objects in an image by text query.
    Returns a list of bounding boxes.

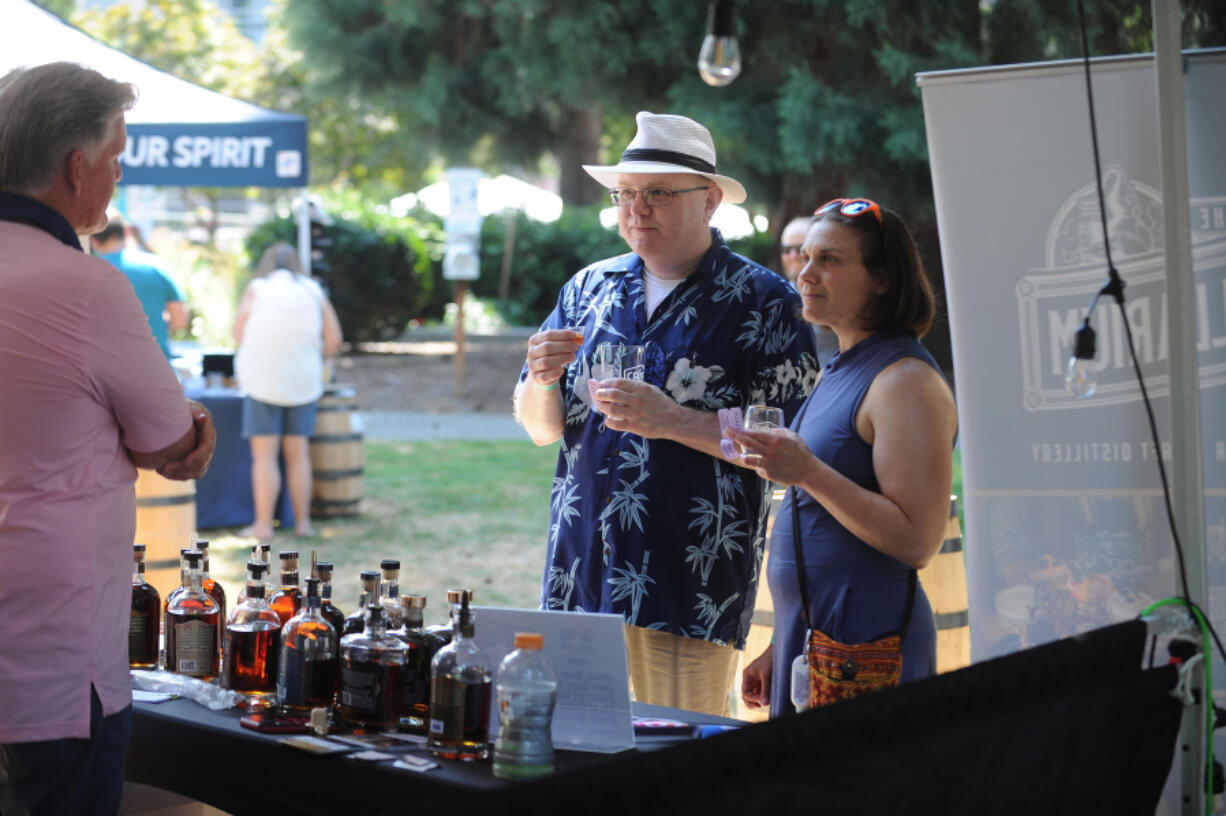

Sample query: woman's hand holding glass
[724,421,816,486]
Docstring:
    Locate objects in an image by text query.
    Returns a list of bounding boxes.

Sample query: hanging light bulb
[1065,320,1098,398]
[697,0,741,87]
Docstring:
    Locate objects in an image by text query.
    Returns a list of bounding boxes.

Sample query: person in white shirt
[233,243,343,539]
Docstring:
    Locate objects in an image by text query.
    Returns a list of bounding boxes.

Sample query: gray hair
[254,242,302,277]
[0,62,136,196]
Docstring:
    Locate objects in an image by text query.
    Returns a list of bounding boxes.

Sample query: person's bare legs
[245,435,280,539]
[282,434,314,536]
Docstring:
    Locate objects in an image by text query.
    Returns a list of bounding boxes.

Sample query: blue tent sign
[120,121,308,188]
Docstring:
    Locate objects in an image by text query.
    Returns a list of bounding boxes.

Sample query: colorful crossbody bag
[790,474,916,708]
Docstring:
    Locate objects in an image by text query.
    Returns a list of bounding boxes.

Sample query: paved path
[360,410,525,441]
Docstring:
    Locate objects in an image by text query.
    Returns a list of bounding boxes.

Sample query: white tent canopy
[392,175,564,223]
[1,0,307,188]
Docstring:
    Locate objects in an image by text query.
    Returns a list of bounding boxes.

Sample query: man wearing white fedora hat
[514,111,818,716]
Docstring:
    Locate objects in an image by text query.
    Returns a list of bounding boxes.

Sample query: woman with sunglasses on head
[726,199,958,715]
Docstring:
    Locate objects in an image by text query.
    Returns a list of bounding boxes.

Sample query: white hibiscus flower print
[774,359,799,385]
[666,358,724,403]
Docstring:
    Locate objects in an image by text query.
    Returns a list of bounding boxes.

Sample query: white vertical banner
[918,51,1226,672]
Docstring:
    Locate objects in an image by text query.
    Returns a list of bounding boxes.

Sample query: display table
[127,621,1181,815]
[186,386,294,530]
[126,698,738,815]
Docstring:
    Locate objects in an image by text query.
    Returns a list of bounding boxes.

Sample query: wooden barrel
[918,495,970,673]
[310,386,364,517]
[134,469,196,601]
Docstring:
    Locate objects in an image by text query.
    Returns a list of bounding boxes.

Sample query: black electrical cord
[1074,0,1226,670]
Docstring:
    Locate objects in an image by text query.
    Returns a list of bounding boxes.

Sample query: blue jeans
[241,396,319,438]
[0,686,132,816]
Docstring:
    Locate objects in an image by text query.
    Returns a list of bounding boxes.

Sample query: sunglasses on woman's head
[815,198,882,224]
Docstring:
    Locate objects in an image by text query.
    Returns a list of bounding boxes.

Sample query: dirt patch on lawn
[333,334,530,413]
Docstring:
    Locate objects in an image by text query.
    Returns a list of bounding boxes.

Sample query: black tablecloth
[186,387,294,529]
[126,699,735,814]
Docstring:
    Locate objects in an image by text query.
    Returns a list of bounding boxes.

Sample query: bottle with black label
[277,577,338,714]
[164,549,220,680]
[427,592,492,760]
[343,570,380,636]
[339,605,407,731]
[393,595,445,733]
[129,544,160,669]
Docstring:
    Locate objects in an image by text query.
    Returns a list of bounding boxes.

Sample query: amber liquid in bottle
[428,675,492,759]
[223,623,280,694]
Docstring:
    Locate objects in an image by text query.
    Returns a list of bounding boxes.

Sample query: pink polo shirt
[0,221,191,743]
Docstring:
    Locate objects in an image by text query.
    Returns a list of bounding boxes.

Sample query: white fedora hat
[583,111,747,205]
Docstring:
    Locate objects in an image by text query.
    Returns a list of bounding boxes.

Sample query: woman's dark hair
[815,205,937,338]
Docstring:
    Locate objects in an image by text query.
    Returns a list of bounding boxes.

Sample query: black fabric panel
[450,620,1180,816]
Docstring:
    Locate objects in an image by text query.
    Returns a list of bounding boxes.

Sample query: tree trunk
[557,106,604,207]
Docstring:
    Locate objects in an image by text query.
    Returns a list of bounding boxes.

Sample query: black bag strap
[787,390,917,644]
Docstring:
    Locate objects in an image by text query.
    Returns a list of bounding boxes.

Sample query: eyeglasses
[780,245,803,257]
[608,186,710,208]
[815,198,883,224]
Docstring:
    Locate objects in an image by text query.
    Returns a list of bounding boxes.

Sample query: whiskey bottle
[314,561,346,636]
[196,539,226,629]
[235,542,271,606]
[342,570,380,636]
[340,605,407,731]
[277,577,339,714]
[164,549,221,680]
[222,561,281,709]
[270,550,302,626]
[129,544,160,669]
[379,559,404,629]
[393,595,445,733]
[427,593,492,760]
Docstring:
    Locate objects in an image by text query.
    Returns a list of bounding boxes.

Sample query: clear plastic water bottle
[791,652,811,713]
[492,632,557,780]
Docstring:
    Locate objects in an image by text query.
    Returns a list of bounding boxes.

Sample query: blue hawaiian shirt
[524,229,819,648]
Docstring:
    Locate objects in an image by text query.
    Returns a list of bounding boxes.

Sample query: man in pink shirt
[0,63,216,815]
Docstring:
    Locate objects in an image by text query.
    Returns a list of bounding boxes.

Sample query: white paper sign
[472,606,634,753]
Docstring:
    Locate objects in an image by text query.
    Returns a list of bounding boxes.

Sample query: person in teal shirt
[91,212,187,358]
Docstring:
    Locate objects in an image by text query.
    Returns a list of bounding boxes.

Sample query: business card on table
[279,735,353,755]
[393,754,440,773]
[351,750,397,762]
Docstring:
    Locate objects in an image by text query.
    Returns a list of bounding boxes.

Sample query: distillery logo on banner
[1016,165,1226,412]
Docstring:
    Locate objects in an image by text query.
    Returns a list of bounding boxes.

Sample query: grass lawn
[207,441,966,629]
[208,440,559,628]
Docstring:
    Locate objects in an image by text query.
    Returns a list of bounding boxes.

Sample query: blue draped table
[186,386,294,530]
